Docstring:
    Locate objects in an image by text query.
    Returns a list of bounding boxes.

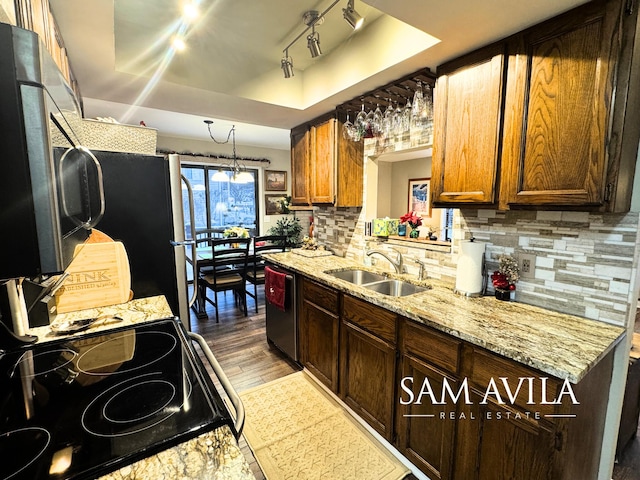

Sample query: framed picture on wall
[408,178,431,218]
[265,170,287,191]
[265,194,286,215]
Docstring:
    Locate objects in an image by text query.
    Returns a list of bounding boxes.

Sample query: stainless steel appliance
[0,23,104,280]
[0,317,244,479]
[265,265,298,362]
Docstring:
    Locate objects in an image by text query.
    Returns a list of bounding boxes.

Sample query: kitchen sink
[326,269,429,297]
[327,269,387,285]
[364,279,430,297]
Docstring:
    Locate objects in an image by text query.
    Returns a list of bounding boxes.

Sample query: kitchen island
[264,251,625,480]
[22,296,255,480]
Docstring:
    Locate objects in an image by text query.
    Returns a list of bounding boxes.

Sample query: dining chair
[198,237,251,323]
[246,235,287,312]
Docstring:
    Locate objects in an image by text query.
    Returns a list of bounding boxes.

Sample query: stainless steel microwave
[0,23,104,280]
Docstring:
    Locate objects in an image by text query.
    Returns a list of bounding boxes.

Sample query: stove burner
[10,349,77,379]
[103,380,176,423]
[76,331,177,376]
[0,427,50,479]
[82,371,192,438]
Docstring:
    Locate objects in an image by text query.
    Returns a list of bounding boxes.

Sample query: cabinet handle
[626,0,634,16]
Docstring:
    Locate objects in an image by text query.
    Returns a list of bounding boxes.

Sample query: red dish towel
[265,266,286,311]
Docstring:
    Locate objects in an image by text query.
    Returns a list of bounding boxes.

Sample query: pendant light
[204,120,253,184]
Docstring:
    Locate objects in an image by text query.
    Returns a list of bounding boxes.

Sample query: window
[181,164,259,238]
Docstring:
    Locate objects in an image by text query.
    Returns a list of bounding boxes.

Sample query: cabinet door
[300,300,339,393]
[431,44,506,205]
[453,391,555,480]
[499,0,621,208]
[396,354,456,480]
[311,119,336,204]
[335,120,363,207]
[290,125,310,206]
[340,321,396,441]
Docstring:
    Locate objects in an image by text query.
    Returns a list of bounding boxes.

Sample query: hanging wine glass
[364,106,375,138]
[382,99,394,142]
[354,102,366,141]
[393,101,403,139]
[412,80,425,127]
[343,111,354,140]
[402,98,412,134]
[372,103,383,136]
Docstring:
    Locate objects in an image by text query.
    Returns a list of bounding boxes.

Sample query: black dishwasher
[265,265,298,362]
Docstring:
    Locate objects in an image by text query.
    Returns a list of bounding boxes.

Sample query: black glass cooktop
[0,318,232,479]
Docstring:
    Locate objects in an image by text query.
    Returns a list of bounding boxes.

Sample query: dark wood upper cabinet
[431,43,507,206]
[290,116,363,207]
[290,125,310,206]
[499,0,629,209]
[432,0,640,212]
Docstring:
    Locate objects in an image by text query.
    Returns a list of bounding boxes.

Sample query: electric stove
[0,318,235,479]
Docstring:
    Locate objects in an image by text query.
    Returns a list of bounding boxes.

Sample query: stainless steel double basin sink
[326,269,430,297]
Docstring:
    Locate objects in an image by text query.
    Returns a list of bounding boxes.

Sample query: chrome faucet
[366,247,404,273]
[414,259,429,281]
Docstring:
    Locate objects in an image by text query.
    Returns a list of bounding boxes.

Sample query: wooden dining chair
[198,237,251,323]
[246,235,287,312]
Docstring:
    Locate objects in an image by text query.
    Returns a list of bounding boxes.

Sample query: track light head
[307,29,322,58]
[343,0,364,30]
[281,53,294,78]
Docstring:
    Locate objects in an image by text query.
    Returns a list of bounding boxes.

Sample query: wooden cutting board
[54,241,132,313]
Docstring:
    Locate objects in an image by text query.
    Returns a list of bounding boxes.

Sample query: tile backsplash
[315,205,640,327]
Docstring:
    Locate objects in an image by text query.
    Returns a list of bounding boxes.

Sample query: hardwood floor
[188,285,640,480]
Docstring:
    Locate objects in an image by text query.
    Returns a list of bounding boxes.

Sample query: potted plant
[400,211,422,238]
[268,216,302,248]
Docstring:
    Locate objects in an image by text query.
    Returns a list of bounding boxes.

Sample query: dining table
[186,241,254,318]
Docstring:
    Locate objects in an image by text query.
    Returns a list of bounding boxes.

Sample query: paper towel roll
[455,241,486,295]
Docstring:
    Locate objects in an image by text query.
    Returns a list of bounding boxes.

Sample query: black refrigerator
[54,148,189,322]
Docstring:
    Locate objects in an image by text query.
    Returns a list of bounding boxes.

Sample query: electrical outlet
[519,254,536,280]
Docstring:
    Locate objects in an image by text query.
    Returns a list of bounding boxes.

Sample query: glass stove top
[0,318,232,479]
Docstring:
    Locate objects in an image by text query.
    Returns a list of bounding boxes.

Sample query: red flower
[491,271,516,291]
[400,211,422,228]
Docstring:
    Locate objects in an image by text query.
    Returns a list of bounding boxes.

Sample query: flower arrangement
[223,226,249,238]
[491,254,519,299]
[400,211,423,238]
[400,211,422,228]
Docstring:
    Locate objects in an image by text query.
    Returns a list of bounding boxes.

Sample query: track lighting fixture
[343,0,364,30]
[281,51,294,78]
[280,1,364,78]
[307,27,322,58]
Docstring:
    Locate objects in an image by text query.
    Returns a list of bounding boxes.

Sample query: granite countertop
[264,252,625,383]
[25,295,256,480]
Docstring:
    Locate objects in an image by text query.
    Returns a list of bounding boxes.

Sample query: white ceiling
[49,0,589,151]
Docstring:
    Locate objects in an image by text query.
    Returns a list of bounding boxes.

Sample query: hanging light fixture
[280,1,364,78]
[343,0,364,30]
[281,50,294,78]
[307,26,322,58]
[204,120,253,184]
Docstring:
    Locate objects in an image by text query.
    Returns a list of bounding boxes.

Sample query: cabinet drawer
[302,278,339,314]
[471,348,560,417]
[403,321,461,374]
[342,295,397,344]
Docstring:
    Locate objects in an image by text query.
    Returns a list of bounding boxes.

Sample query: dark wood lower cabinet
[396,355,456,480]
[453,392,556,480]
[340,320,396,441]
[298,277,614,480]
